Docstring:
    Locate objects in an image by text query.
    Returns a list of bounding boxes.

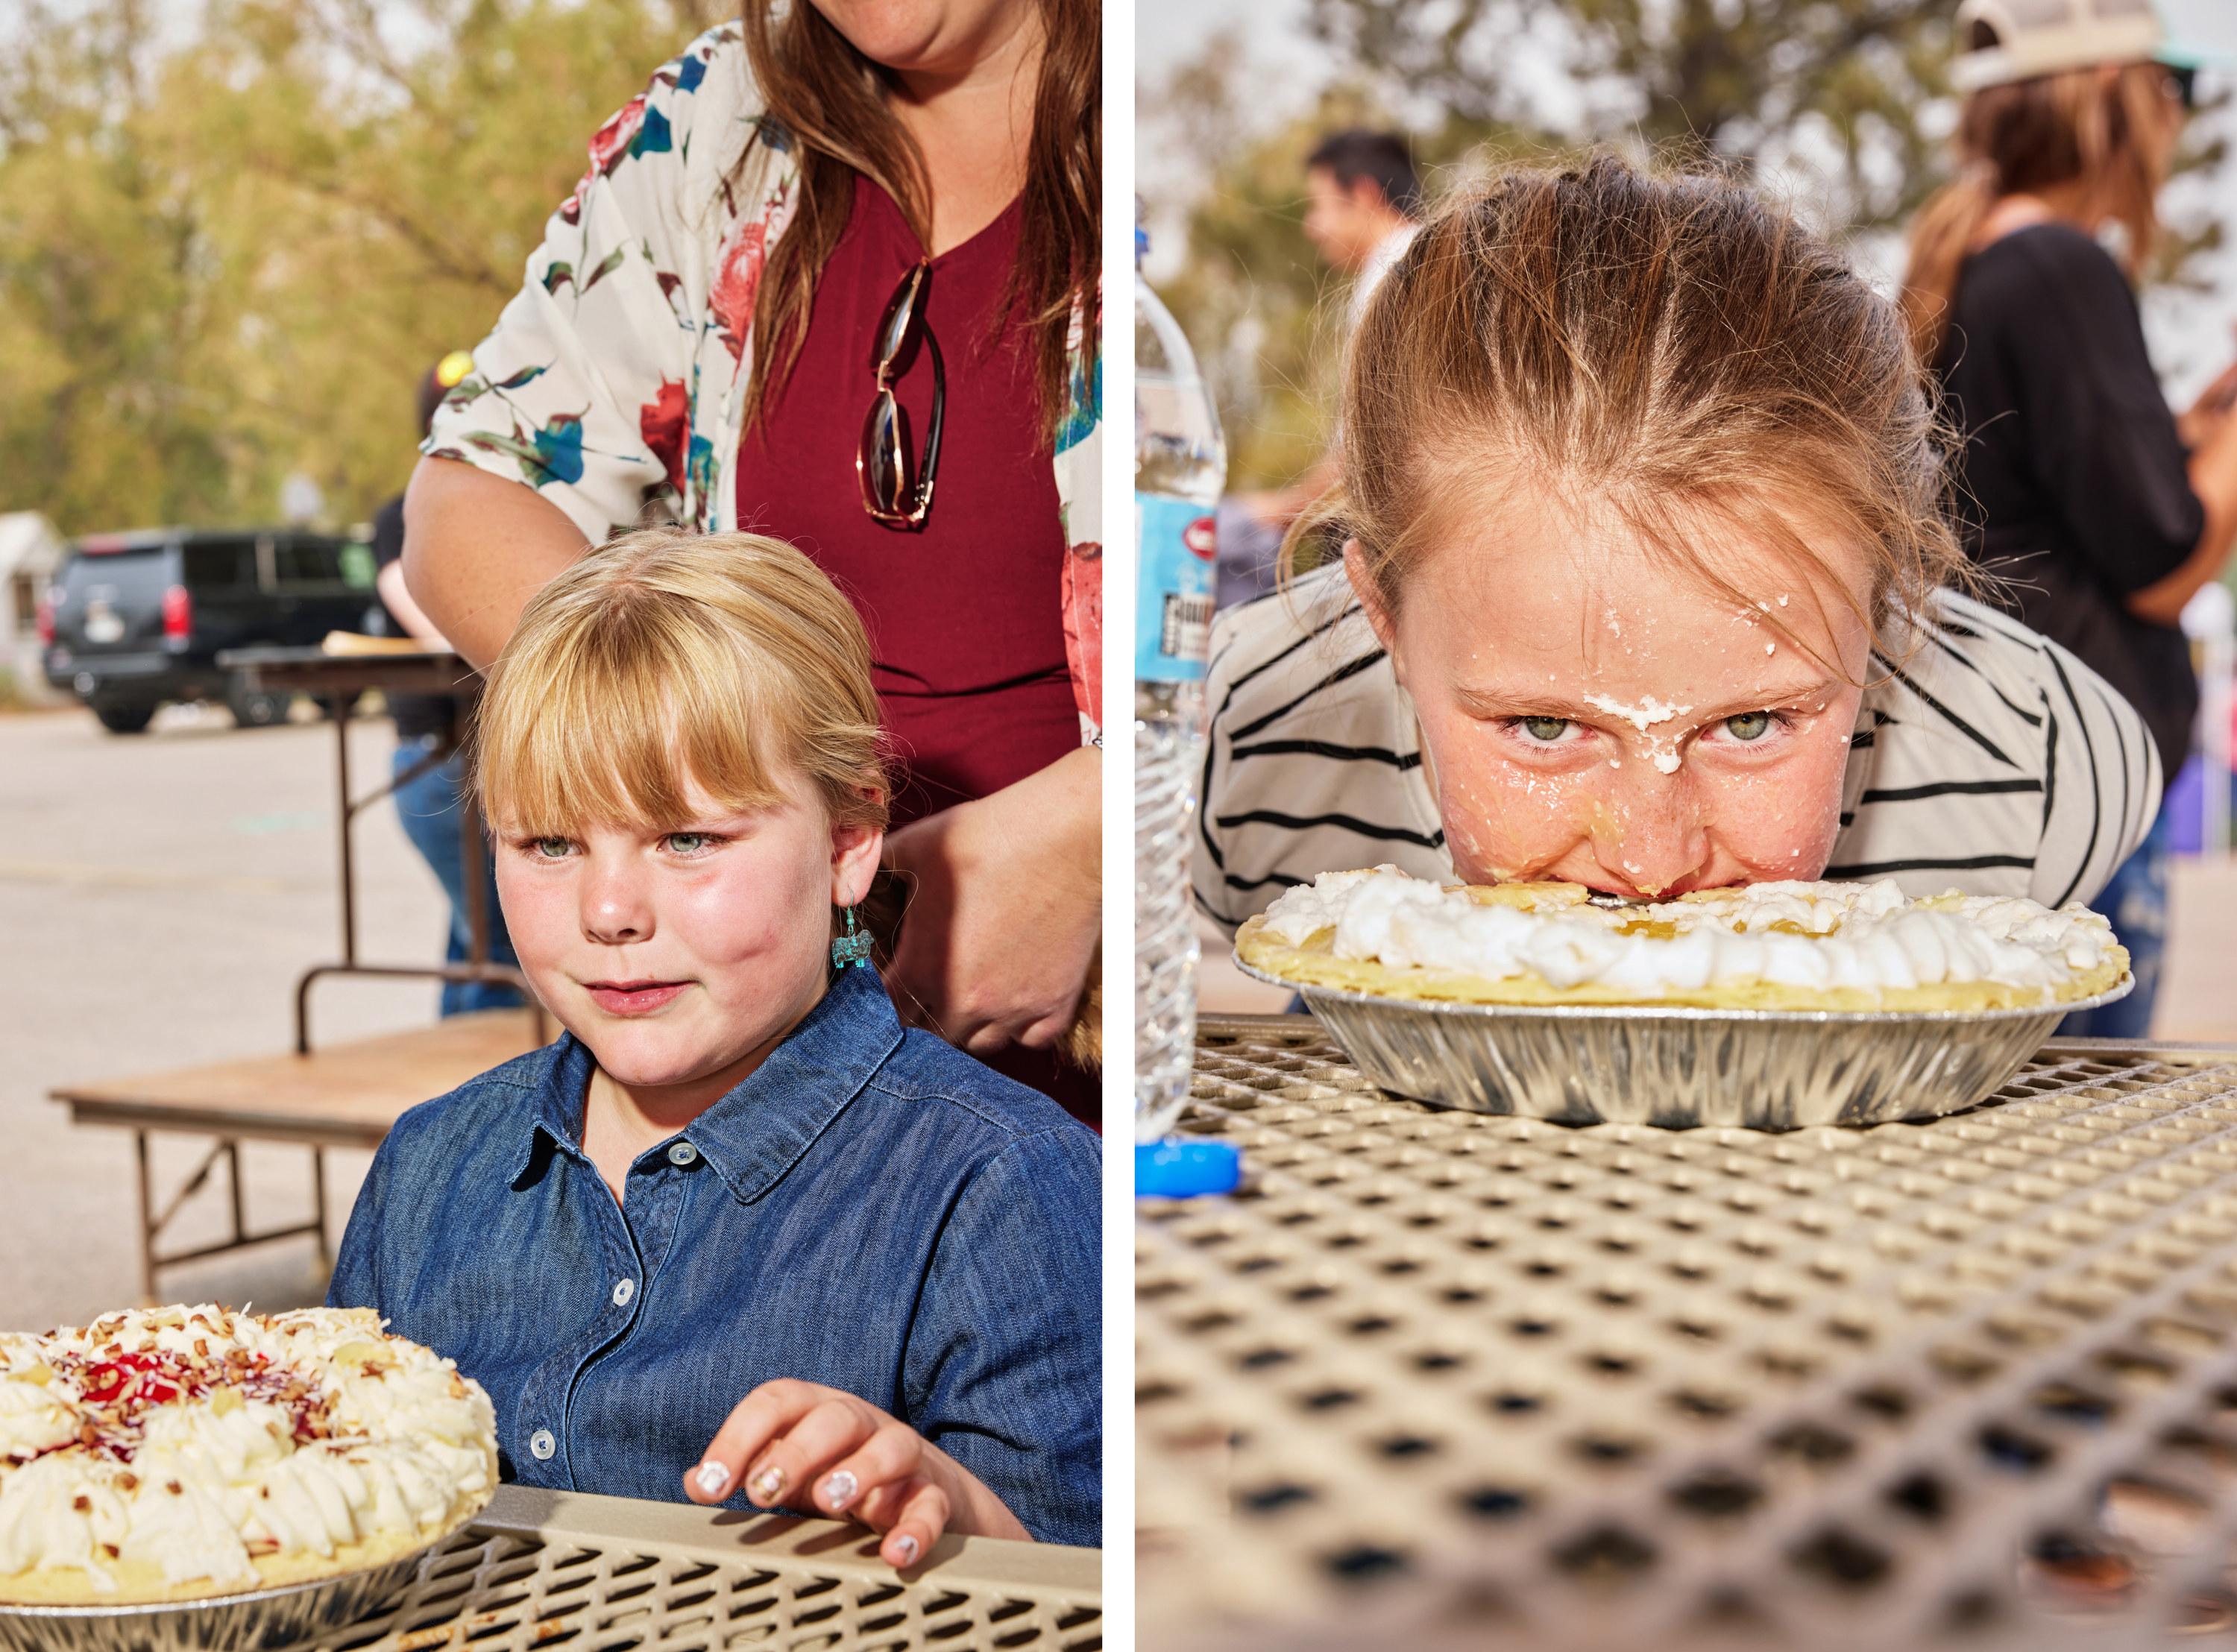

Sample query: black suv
[41,528,379,732]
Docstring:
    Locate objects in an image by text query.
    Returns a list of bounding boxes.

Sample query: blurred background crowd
[1140,0,2232,506]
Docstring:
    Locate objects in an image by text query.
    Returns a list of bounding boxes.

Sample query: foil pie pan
[1235,956,2133,1129]
[0,1542,432,1652]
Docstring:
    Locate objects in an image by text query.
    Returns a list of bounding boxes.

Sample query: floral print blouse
[423,23,1105,740]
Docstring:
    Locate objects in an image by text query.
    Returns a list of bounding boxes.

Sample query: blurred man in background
[1303,129,1425,327]
[1218,129,1423,609]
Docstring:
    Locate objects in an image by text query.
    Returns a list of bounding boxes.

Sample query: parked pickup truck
[40,528,379,731]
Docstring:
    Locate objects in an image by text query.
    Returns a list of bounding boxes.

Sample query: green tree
[0,0,722,535]
[1306,0,1960,233]
[1147,53,1559,492]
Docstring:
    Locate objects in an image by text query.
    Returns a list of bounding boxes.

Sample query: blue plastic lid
[1136,1138,1242,1197]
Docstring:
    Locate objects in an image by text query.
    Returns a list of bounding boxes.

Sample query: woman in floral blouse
[399,1,1102,1120]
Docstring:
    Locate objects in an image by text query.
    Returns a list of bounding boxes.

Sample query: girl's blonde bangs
[473,529,887,839]
[478,602,787,835]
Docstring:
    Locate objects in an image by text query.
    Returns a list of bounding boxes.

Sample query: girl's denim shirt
[328,965,1101,1547]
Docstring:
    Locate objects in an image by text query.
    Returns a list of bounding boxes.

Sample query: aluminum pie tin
[1235,955,2133,1129]
[0,1542,432,1652]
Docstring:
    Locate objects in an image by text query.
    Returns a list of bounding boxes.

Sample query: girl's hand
[880,745,1101,1054]
[684,1379,1032,1568]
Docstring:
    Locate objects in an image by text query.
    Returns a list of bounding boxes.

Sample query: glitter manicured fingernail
[693,1462,729,1497]
[890,1533,919,1567]
[822,1469,858,1512]
[749,1464,787,1503]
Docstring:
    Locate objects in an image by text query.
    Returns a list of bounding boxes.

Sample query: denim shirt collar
[511,966,904,1204]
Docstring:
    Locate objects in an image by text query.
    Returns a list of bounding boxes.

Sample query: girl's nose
[1592,772,1708,896]
[580,860,654,945]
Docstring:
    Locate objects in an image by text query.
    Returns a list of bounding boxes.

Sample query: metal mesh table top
[1138,1017,2237,1651]
[315,1485,1101,1652]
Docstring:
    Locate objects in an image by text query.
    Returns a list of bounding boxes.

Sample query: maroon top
[737,177,1075,828]
[737,177,1095,1127]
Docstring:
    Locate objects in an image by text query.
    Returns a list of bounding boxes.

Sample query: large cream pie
[1237,868,2128,1012]
[0,1305,495,1605]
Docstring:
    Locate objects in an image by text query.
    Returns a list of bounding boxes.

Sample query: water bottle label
[1135,493,1215,681]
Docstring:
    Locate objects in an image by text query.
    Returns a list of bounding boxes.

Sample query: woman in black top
[1902,0,2237,1035]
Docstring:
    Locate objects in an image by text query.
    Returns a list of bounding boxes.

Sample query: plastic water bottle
[1135,227,1227,1141]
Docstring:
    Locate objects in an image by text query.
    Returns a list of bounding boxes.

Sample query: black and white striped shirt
[1192,567,2160,935]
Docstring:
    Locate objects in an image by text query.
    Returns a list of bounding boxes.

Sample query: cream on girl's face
[1350,496,1875,898]
[494,772,884,1099]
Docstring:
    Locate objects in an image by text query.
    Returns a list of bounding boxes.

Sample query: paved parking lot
[0,702,453,1331]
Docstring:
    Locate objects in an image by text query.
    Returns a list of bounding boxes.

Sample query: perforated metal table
[1138,1015,2237,1651]
[316,1484,1100,1651]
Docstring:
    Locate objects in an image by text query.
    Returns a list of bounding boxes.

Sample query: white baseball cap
[1950,0,2164,91]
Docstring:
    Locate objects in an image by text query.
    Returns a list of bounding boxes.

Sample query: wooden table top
[51,1009,553,1148]
[215,645,479,700]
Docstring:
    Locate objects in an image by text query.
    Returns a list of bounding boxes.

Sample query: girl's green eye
[532,837,572,858]
[1521,716,1569,743]
[666,833,711,854]
[1725,712,1773,742]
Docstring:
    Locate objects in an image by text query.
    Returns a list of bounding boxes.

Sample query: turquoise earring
[831,897,872,969]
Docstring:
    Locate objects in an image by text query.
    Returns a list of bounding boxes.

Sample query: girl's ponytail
[1900,166,2000,370]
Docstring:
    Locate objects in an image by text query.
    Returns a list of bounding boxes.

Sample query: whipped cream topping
[0,1305,494,1594]
[1258,868,2116,1000]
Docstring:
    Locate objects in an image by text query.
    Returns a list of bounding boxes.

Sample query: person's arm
[402,458,591,671]
[374,558,452,650]
[405,35,746,665]
[899,1130,1102,1546]
[881,745,1101,1054]
[1236,450,1342,527]
[324,1136,390,1313]
[2127,396,2237,625]
[683,1127,1099,1558]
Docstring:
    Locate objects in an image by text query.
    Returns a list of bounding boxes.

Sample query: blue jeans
[392,740,523,1016]
[2058,804,2168,1038]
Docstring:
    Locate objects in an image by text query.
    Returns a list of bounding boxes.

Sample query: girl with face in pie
[1193,157,2159,940]
[398,0,1103,1123]
[330,532,1099,1563]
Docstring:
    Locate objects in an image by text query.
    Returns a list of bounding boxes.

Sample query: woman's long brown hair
[738,1,1099,449]
[1901,61,2171,368]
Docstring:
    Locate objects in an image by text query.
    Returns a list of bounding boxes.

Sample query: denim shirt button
[528,1428,556,1461]
[611,1278,635,1307]
[667,1141,699,1167]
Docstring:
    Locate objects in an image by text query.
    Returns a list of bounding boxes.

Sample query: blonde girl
[333,530,1099,1561]
[1194,156,2157,934]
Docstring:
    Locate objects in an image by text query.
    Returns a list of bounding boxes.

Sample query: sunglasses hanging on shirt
[858,259,946,532]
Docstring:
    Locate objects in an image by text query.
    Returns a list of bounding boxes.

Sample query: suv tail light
[35,590,55,646]
[162,584,192,642]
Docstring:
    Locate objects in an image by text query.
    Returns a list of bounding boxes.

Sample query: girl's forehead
[1405,503,1873,682]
